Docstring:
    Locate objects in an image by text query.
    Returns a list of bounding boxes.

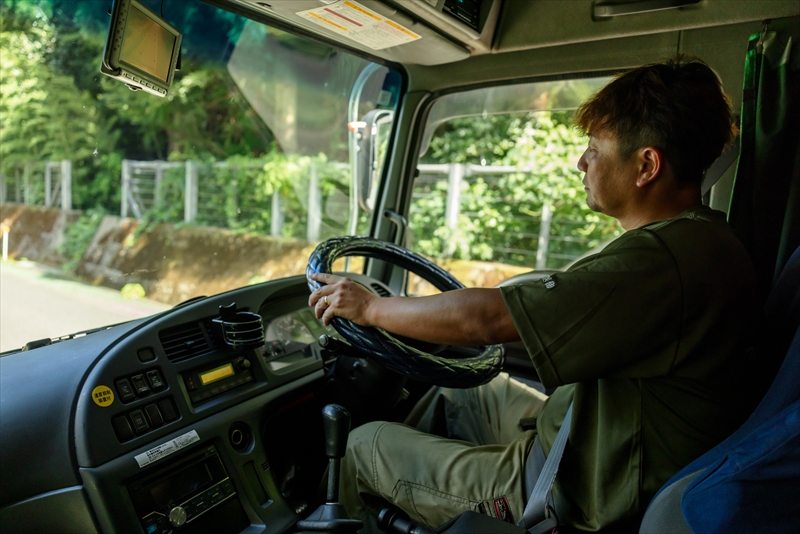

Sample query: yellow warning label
[92,385,115,407]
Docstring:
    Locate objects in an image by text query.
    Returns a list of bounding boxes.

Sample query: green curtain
[728,28,800,291]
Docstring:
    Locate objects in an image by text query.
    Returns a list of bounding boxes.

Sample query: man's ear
[635,147,664,188]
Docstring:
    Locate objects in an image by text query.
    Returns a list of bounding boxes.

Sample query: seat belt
[519,402,574,532]
[701,137,739,196]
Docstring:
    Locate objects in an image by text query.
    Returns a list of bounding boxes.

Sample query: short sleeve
[500,231,682,388]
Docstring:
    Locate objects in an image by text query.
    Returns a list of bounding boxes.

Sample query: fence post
[536,204,553,270]
[271,191,284,237]
[443,163,465,258]
[15,167,21,203]
[307,162,321,242]
[154,161,164,209]
[45,163,52,207]
[121,160,130,217]
[185,161,198,223]
[23,162,32,205]
[60,160,72,210]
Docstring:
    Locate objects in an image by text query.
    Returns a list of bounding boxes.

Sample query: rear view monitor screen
[120,4,176,82]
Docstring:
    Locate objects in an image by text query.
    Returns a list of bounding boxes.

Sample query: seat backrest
[640,245,800,533]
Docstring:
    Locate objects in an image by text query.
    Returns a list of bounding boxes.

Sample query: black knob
[322,404,351,459]
[237,358,251,371]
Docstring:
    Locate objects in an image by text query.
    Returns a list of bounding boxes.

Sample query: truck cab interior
[1,0,799,533]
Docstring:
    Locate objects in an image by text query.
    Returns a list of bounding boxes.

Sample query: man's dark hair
[575,55,738,185]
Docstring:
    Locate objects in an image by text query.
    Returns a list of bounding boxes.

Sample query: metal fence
[413,163,603,270]
[0,161,72,209]
[121,159,350,242]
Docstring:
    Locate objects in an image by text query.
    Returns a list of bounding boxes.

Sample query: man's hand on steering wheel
[309,272,378,327]
[305,236,510,387]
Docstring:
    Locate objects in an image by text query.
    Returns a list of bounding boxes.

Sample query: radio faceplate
[183,355,255,406]
[128,444,236,534]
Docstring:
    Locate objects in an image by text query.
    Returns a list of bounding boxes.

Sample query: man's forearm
[367,288,520,346]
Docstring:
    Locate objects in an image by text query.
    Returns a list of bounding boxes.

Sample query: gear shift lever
[296,404,363,533]
[323,404,349,504]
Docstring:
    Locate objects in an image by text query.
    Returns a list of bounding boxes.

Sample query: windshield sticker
[91,385,115,407]
[298,1,421,51]
[135,430,200,468]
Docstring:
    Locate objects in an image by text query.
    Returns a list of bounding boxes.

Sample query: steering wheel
[306,236,504,389]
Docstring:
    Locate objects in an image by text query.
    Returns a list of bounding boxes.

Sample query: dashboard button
[115,379,136,403]
[138,348,156,362]
[145,404,164,427]
[158,398,179,422]
[113,415,134,442]
[146,369,166,391]
[131,374,151,397]
[130,409,150,434]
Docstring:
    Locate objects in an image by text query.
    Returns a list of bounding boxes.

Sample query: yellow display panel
[200,363,234,385]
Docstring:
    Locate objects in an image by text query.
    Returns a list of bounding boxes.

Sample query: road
[0,260,170,353]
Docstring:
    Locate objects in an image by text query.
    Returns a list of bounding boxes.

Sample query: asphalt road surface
[0,261,169,353]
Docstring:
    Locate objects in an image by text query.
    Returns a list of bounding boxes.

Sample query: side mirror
[353,109,394,213]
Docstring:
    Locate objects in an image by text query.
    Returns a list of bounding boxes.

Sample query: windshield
[0,0,400,352]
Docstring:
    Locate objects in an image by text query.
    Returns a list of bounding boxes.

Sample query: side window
[407,78,622,294]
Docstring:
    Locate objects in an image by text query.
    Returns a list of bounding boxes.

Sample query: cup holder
[229,422,254,453]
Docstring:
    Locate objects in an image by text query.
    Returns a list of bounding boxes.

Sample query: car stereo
[128,444,235,534]
[182,355,255,406]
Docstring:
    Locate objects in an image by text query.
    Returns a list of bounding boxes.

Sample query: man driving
[308,56,768,533]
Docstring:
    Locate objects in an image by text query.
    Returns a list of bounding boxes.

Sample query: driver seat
[639,245,800,533]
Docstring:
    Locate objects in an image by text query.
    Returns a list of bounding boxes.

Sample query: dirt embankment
[77,216,324,305]
[0,203,81,263]
[3,204,533,305]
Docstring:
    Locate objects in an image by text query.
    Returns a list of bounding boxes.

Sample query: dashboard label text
[135,430,201,468]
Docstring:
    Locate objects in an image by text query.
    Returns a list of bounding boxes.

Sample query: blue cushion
[682,397,800,533]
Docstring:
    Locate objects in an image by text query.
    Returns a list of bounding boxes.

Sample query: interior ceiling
[494,0,800,52]
[222,0,800,66]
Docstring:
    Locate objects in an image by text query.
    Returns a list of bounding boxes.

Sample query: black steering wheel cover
[307,236,504,388]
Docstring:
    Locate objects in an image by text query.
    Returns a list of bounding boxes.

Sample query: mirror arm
[383,209,408,247]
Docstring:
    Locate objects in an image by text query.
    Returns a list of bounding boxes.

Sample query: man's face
[576,133,638,217]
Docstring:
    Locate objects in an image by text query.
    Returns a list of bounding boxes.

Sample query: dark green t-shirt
[501,206,768,532]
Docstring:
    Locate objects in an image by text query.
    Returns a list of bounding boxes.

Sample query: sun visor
[230,0,471,65]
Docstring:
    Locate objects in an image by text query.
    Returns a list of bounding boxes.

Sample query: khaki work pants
[340,373,548,532]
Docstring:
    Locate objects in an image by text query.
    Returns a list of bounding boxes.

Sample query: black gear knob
[322,404,351,459]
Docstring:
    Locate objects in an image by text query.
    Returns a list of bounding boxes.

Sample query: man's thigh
[343,420,535,530]
[406,372,548,445]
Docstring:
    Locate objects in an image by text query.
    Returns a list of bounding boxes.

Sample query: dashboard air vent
[159,321,214,362]
[370,283,391,298]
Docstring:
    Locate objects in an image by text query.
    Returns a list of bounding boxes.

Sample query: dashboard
[0,273,390,534]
